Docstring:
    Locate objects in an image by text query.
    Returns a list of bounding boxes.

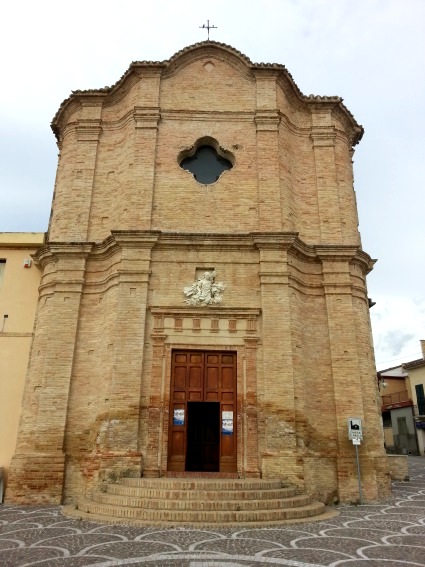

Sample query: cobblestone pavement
[1,458,425,567]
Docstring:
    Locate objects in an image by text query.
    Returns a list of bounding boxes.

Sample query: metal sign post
[348,417,363,504]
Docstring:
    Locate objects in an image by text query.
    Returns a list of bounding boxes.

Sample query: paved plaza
[1,458,425,567]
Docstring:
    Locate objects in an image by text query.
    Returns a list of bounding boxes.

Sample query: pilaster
[317,247,363,426]
[133,71,161,230]
[317,246,386,500]
[143,333,167,477]
[254,70,282,231]
[243,336,261,477]
[50,99,103,241]
[6,243,93,503]
[253,234,301,484]
[311,106,342,244]
[95,232,159,475]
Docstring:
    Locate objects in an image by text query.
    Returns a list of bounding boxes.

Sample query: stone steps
[63,477,335,527]
[120,478,285,490]
[107,484,297,501]
[92,491,311,511]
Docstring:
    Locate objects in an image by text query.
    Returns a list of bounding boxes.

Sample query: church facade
[7,42,390,506]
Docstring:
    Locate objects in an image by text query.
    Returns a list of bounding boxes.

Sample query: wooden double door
[167,350,237,473]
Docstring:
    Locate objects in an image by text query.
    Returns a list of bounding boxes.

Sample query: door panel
[206,367,219,389]
[167,350,236,472]
[188,391,202,401]
[189,368,202,389]
[171,431,185,454]
[222,367,234,389]
[206,391,219,401]
[174,367,186,388]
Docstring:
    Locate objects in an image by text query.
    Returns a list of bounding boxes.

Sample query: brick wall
[6,42,389,505]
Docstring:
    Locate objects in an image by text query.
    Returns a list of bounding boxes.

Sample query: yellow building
[0,232,44,496]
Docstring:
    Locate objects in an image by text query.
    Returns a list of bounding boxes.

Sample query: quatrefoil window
[179,137,234,185]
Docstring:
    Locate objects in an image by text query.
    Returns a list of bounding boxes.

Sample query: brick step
[63,504,337,528]
[75,497,326,523]
[120,477,284,491]
[107,484,298,500]
[93,491,311,511]
[165,471,238,478]
[63,477,335,527]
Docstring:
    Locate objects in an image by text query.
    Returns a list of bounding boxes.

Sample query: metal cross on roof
[199,20,217,40]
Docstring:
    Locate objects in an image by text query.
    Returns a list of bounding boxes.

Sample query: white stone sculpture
[183,270,226,306]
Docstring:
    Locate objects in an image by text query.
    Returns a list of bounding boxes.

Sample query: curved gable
[163,41,254,80]
[51,41,362,145]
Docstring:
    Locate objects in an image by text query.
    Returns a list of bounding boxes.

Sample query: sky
[0,0,424,370]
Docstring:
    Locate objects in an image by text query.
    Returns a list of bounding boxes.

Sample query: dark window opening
[180,145,233,184]
[382,411,391,428]
[416,384,425,415]
[0,260,5,288]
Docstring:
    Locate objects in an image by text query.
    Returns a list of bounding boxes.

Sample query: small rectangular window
[382,411,391,428]
[0,260,5,288]
[416,384,425,415]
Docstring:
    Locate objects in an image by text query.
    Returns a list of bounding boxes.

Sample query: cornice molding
[133,106,161,129]
[46,242,94,255]
[150,306,261,318]
[311,126,337,147]
[32,246,57,268]
[40,233,372,274]
[352,250,376,274]
[252,69,282,80]
[76,119,102,142]
[315,245,359,260]
[33,242,93,270]
[110,230,161,248]
[255,110,281,131]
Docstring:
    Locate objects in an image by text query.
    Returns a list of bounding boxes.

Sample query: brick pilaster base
[5,453,66,504]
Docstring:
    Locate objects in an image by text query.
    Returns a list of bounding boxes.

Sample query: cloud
[371,294,425,369]
[380,330,415,358]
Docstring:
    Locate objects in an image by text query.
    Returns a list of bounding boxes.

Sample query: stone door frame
[143,307,261,478]
[167,349,238,473]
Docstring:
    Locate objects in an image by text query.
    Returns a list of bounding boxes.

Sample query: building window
[416,384,425,415]
[179,137,234,184]
[0,260,5,288]
[382,411,391,428]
